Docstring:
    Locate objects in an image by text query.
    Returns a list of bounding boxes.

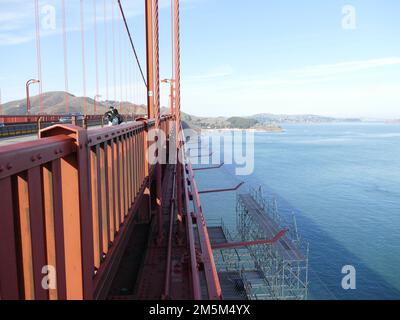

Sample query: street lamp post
[26,79,40,115]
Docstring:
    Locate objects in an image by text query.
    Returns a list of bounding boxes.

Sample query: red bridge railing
[0,115,172,300]
[0,115,109,125]
[0,114,140,138]
[0,115,65,124]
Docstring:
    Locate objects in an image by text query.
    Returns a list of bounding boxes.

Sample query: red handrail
[0,116,173,300]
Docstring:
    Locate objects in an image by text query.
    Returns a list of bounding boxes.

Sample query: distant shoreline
[201,127,285,133]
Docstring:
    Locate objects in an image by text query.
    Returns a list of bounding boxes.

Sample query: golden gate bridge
[0,0,306,300]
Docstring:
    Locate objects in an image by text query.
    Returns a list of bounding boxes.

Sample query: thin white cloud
[182,58,400,94]
[224,57,400,89]
[0,33,33,46]
[286,57,400,78]
[0,0,202,46]
[181,58,400,118]
[0,0,33,45]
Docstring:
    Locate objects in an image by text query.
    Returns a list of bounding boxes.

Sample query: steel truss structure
[210,186,309,300]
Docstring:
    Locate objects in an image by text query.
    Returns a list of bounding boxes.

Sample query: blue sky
[1,0,400,118]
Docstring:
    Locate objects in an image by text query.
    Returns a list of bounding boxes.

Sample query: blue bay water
[193,123,400,300]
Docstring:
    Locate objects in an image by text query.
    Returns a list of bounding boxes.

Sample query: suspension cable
[117,0,147,87]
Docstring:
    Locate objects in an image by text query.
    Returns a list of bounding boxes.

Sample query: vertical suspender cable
[61,0,69,113]
[128,54,131,107]
[119,18,123,112]
[80,0,87,114]
[93,0,99,114]
[134,52,137,105]
[124,36,128,112]
[104,0,109,102]
[136,50,138,105]
[34,0,43,113]
[131,57,134,109]
[112,1,117,104]
[122,32,125,114]
[171,0,175,81]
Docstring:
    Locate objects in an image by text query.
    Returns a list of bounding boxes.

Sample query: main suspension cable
[117,0,147,87]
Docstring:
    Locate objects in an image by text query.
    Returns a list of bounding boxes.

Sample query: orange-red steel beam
[145,0,163,243]
[181,146,202,300]
[0,178,20,299]
[0,116,172,300]
[145,0,155,119]
[162,166,176,299]
[153,0,163,243]
[186,160,222,300]
[198,182,244,194]
[173,0,184,227]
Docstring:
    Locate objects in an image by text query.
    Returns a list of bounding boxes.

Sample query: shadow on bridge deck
[108,164,193,300]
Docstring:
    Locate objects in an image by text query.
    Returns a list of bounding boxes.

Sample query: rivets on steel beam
[37,154,42,160]
[31,156,36,162]
[0,166,4,173]
[6,163,12,170]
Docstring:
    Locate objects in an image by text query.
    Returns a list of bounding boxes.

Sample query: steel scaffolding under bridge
[207,187,309,300]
